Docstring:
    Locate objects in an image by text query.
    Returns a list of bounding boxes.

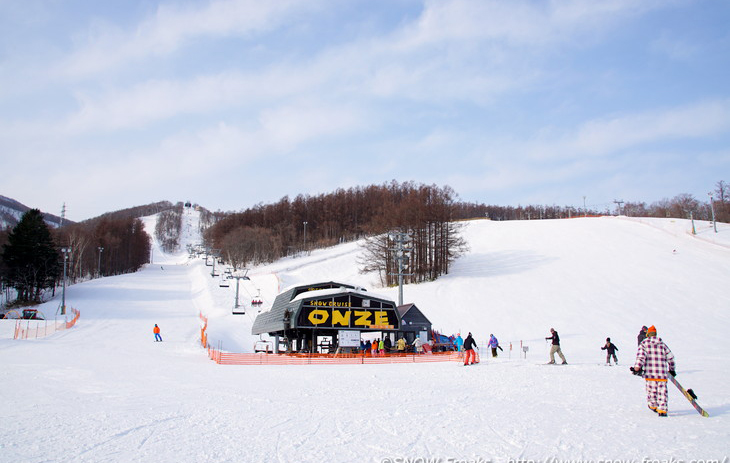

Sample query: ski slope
[1,212,729,463]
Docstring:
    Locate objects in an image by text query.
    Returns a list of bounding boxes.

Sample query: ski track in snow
[1,213,729,462]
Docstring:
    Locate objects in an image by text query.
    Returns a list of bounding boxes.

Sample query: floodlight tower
[389,232,413,307]
[97,246,104,278]
[708,192,717,233]
[303,221,308,253]
[61,247,71,315]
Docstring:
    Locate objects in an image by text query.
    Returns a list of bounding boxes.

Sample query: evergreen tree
[1,209,60,302]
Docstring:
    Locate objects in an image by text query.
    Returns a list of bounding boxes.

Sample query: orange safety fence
[14,308,81,340]
[205,348,462,365]
[199,311,208,348]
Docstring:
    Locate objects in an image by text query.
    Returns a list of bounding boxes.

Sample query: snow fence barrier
[13,308,81,340]
[206,348,462,365]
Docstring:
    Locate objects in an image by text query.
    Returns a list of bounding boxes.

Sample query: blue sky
[1,0,728,221]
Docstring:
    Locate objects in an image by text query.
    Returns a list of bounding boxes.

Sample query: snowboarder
[488,334,502,357]
[629,325,675,417]
[455,333,464,358]
[545,328,567,364]
[153,324,162,342]
[463,332,478,366]
[637,326,648,346]
[601,337,619,365]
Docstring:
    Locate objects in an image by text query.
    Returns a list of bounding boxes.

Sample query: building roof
[252,281,399,335]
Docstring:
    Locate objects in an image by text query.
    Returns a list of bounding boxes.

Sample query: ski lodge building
[251,281,432,353]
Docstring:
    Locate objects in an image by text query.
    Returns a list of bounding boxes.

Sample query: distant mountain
[0,195,69,229]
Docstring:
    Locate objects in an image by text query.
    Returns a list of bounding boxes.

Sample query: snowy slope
[1,215,729,463]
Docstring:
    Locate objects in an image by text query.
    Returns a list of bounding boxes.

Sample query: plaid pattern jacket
[633,336,675,381]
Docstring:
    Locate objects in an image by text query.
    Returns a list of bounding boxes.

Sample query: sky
[1,0,729,222]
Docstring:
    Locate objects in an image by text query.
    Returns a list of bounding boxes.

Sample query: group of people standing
[359,336,427,355]
[454,332,502,366]
[361,338,390,355]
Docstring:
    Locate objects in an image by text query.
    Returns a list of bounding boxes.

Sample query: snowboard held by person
[629,325,676,417]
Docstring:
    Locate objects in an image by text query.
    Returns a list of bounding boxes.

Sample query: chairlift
[219,278,230,288]
[232,305,246,315]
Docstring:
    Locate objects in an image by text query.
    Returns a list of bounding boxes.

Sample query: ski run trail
[1,209,729,463]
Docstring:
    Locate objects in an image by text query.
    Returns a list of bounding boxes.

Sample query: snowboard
[668,374,709,417]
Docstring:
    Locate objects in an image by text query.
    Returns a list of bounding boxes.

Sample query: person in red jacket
[153,324,163,342]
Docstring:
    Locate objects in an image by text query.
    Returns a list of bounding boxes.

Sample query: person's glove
[669,370,676,377]
[630,367,643,376]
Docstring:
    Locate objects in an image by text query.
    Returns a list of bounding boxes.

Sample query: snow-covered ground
[1,211,729,463]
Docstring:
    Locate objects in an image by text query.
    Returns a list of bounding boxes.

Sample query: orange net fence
[206,347,461,365]
[14,308,81,340]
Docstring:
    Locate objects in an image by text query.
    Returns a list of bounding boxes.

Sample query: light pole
[303,221,308,253]
[583,196,587,218]
[708,193,717,233]
[61,247,70,315]
[97,246,104,278]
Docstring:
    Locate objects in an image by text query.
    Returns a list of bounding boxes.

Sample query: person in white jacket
[412,337,424,354]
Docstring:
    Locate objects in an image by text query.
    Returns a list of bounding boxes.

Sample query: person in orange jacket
[153,324,163,342]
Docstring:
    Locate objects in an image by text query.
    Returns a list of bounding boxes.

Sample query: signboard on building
[296,294,399,331]
[338,330,361,347]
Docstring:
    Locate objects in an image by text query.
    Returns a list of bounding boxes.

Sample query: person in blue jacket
[455,333,464,358]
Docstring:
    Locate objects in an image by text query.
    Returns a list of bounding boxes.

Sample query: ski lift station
[251,282,432,354]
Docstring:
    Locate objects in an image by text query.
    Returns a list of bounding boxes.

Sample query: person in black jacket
[463,332,478,366]
[601,337,619,365]
[637,326,648,346]
[546,328,567,364]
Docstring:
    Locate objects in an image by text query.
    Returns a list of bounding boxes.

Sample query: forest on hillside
[201,179,728,286]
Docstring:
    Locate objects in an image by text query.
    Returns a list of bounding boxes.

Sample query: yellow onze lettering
[353,310,372,326]
[373,310,388,326]
[332,309,351,327]
[307,309,329,325]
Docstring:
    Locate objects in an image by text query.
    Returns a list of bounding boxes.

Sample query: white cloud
[528,99,730,160]
[62,0,317,77]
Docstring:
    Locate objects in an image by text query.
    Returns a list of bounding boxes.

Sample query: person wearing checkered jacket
[630,325,676,417]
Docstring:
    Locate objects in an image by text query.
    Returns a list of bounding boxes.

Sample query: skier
[455,333,464,358]
[637,326,648,346]
[396,337,406,352]
[153,324,162,342]
[601,337,619,365]
[488,334,501,358]
[463,332,478,366]
[545,328,567,364]
[629,325,675,417]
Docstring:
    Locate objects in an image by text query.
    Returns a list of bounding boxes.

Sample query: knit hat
[647,325,657,337]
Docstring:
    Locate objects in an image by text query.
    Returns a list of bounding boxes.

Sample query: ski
[668,374,709,417]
